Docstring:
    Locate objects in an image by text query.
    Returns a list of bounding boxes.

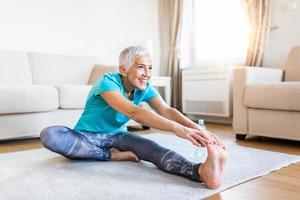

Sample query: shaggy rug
[0,133,299,200]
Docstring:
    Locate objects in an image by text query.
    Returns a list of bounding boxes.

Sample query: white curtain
[242,0,271,67]
[160,0,184,109]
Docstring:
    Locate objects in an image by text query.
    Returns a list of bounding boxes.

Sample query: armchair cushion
[245,82,300,111]
[0,85,58,114]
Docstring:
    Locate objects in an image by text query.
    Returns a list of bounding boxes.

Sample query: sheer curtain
[242,0,271,66]
[160,0,184,109]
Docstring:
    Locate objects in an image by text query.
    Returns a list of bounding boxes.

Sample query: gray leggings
[40,125,201,182]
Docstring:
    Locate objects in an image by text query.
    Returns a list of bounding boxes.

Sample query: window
[193,0,250,66]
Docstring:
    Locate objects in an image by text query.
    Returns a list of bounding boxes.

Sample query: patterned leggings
[40,125,202,182]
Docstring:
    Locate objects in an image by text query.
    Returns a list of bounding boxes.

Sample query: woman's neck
[121,76,134,96]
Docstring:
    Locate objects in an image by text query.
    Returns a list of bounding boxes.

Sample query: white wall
[263,0,300,69]
[0,0,161,75]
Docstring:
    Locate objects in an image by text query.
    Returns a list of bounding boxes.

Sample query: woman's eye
[149,67,153,70]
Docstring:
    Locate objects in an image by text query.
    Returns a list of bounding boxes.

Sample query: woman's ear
[119,65,127,77]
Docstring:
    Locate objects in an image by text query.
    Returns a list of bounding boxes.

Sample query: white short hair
[119,46,151,70]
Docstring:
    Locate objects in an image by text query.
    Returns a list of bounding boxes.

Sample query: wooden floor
[0,123,299,200]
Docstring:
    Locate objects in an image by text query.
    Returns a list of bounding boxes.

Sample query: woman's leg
[111,132,201,182]
[40,125,111,160]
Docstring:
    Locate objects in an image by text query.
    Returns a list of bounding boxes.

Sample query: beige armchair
[233,46,300,141]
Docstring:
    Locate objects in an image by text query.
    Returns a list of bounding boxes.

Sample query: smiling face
[120,54,152,91]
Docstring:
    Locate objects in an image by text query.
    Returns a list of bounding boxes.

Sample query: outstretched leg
[112,132,201,182]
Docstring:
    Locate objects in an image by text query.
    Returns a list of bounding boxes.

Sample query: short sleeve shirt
[74,72,158,134]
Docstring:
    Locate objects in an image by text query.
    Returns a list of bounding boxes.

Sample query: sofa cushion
[28,53,99,85]
[0,85,58,114]
[56,85,92,109]
[0,50,33,85]
[245,82,300,111]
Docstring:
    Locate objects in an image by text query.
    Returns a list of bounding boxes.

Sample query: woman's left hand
[173,124,213,147]
[196,128,226,148]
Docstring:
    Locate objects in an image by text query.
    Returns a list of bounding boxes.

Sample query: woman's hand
[173,124,213,147]
[173,124,226,149]
[189,121,226,148]
[197,128,226,149]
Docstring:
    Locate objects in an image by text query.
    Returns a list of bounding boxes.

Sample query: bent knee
[40,125,68,148]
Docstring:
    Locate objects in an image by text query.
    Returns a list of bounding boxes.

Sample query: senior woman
[40,46,227,189]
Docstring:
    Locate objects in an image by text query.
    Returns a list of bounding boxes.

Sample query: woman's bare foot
[110,148,139,162]
[198,144,228,189]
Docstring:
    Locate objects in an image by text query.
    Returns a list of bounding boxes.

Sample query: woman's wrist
[171,122,183,134]
[188,121,199,130]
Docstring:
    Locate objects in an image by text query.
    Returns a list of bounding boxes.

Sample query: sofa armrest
[233,67,283,134]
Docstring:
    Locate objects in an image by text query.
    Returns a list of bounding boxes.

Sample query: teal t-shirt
[74,72,158,134]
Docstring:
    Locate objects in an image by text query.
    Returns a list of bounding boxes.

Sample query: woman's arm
[149,95,223,146]
[148,95,199,129]
[100,91,212,146]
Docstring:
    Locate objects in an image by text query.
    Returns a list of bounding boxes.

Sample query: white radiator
[182,66,233,117]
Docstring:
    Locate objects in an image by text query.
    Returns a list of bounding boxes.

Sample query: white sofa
[0,50,106,140]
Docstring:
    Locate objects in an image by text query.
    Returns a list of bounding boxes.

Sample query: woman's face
[125,55,152,90]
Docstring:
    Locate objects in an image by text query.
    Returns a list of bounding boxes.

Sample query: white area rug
[1,133,299,200]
